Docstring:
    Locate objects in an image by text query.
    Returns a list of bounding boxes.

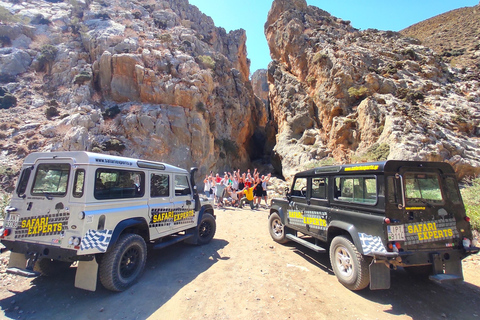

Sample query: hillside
[0,0,268,194]
[401,3,480,76]
[264,0,480,180]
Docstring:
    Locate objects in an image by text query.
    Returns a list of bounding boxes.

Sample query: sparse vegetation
[461,177,480,231]
[0,5,29,23]
[366,143,390,161]
[73,71,92,85]
[103,106,121,120]
[305,157,336,169]
[0,191,12,219]
[37,44,58,73]
[198,55,215,70]
[158,33,172,43]
[312,52,328,64]
[396,88,424,105]
[195,102,207,114]
[45,106,60,119]
[0,89,17,109]
[348,86,369,100]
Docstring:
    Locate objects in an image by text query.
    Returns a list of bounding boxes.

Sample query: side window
[151,173,169,197]
[174,175,191,196]
[16,166,32,197]
[312,177,327,199]
[291,177,307,197]
[335,176,377,204]
[444,177,462,204]
[94,169,145,200]
[387,176,398,204]
[73,169,85,198]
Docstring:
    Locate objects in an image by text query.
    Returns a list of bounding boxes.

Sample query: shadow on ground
[0,238,228,320]
[284,241,480,320]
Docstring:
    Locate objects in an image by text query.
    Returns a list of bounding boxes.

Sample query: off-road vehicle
[0,151,216,291]
[268,161,479,290]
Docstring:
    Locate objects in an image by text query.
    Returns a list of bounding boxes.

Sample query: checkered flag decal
[80,229,113,252]
[359,233,387,255]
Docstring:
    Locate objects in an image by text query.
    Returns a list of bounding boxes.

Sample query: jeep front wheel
[268,212,289,244]
[99,233,147,292]
[196,213,216,245]
[329,235,369,291]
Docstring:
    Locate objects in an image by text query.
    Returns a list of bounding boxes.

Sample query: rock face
[0,0,264,183]
[265,0,480,180]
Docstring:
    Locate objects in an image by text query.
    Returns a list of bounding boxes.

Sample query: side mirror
[284,187,291,200]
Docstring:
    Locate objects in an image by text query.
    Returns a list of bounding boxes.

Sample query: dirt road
[1,207,479,320]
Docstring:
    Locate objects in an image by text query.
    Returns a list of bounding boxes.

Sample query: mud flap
[369,260,390,290]
[75,259,98,291]
[8,252,27,269]
[444,259,463,280]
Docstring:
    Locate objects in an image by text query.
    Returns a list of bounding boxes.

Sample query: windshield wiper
[44,192,53,200]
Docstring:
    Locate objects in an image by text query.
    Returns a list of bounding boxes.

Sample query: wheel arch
[107,217,149,252]
[199,204,215,221]
[269,206,286,221]
[327,221,364,254]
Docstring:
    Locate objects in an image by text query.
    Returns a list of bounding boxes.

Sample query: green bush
[73,71,92,85]
[365,143,390,161]
[461,177,480,231]
[198,55,215,70]
[37,45,58,72]
[348,86,369,100]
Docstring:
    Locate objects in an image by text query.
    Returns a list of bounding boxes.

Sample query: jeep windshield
[404,172,444,205]
[31,163,70,197]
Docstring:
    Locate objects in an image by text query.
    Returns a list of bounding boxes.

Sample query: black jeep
[268,161,479,290]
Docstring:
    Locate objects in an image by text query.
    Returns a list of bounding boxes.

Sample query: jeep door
[306,177,329,241]
[286,176,309,234]
[171,173,196,232]
[7,158,74,247]
[389,167,464,251]
[148,172,174,237]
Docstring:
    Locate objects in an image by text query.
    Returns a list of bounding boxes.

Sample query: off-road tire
[329,235,370,291]
[268,212,289,244]
[99,233,147,292]
[34,258,72,276]
[187,213,216,245]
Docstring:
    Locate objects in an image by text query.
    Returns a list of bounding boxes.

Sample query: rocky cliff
[0,0,265,189]
[265,0,480,180]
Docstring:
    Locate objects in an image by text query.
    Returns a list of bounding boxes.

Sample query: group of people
[203,169,272,210]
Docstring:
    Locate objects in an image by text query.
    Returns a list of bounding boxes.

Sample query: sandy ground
[0,206,479,320]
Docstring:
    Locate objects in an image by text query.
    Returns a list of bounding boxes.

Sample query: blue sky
[188,0,479,74]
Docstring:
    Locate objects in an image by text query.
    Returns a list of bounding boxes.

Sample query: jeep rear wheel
[99,233,147,292]
[329,235,370,291]
[268,212,289,244]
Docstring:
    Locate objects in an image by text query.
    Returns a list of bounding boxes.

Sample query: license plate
[387,225,406,241]
[4,214,20,228]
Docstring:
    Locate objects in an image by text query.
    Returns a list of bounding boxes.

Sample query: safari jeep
[268,160,479,291]
[0,151,216,291]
